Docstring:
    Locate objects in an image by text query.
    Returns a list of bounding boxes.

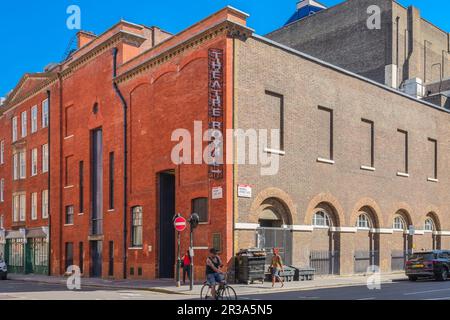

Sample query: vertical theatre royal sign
[208,49,224,180]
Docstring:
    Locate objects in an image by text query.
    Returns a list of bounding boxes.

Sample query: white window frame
[0,140,4,164]
[31,192,38,220]
[313,210,332,227]
[31,105,38,133]
[42,190,49,219]
[31,148,38,176]
[393,216,406,231]
[13,194,20,223]
[21,111,27,138]
[12,116,18,142]
[356,213,371,229]
[19,193,26,222]
[424,218,434,232]
[42,144,49,173]
[19,150,26,179]
[13,153,19,181]
[0,178,4,202]
[42,99,49,128]
[0,215,3,229]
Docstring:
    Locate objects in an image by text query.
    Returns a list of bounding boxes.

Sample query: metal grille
[391,250,409,271]
[32,238,48,267]
[8,239,24,267]
[354,250,379,274]
[310,250,339,275]
[256,228,293,266]
[0,243,4,261]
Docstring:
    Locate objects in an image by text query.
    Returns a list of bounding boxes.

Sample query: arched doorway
[423,213,440,250]
[309,203,340,275]
[256,198,293,266]
[354,207,380,273]
[391,210,413,271]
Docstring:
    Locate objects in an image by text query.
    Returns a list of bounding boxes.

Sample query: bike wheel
[217,286,237,301]
[200,285,212,300]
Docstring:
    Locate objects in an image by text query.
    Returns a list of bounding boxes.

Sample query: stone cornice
[115,20,253,84]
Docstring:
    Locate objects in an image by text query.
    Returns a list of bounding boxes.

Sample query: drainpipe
[46,89,51,276]
[112,47,128,279]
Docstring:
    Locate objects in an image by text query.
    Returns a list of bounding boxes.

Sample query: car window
[409,253,436,261]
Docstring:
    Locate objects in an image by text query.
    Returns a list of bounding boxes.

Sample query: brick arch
[349,198,383,228]
[151,64,178,84]
[387,202,414,228]
[248,188,297,225]
[304,193,345,227]
[178,52,207,72]
[423,206,442,231]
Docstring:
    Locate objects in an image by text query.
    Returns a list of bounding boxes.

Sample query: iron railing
[310,250,340,275]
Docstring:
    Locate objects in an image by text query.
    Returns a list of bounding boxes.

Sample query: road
[239,279,450,300]
[2,278,450,300]
[0,280,190,300]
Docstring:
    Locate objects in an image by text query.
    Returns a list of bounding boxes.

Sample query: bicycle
[200,273,237,300]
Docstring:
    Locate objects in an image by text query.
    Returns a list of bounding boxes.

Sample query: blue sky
[0,0,449,97]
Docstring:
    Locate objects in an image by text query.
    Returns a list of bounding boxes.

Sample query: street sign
[174,216,187,232]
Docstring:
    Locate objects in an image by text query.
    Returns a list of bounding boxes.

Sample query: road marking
[405,288,450,296]
[425,297,450,301]
[358,297,376,300]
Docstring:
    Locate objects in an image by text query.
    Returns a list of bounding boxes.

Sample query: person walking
[182,250,191,285]
[270,248,284,288]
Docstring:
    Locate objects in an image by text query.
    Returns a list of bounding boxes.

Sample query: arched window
[356,214,371,229]
[313,211,331,227]
[424,218,434,231]
[393,215,406,230]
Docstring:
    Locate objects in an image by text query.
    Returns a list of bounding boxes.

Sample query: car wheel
[436,269,448,281]
[1,273,6,281]
[408,276,418,282]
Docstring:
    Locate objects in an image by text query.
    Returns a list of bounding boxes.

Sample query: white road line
[358,297,376,300]
[404,288,450,296]
[425,297,450,301]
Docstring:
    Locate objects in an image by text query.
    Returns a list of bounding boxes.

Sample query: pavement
[6,272,408,297]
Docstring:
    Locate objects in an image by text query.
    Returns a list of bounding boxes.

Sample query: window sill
[64,224,74,227]
[313,225,330,230]
[427,178,438,183]
[360,166,375,172]
[129,247,143,250]
[263,148,285,156]
[64,185,74,189]
[356,227,371,231]
[78,212,84,216]
[397,172,409,178]
[317,158,335,165]
[108,209,115,213]
[64,135,74,140]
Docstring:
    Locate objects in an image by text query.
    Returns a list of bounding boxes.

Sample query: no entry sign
[174,216,187,232]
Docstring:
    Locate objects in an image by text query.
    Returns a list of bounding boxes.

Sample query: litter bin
[236,249,266,284]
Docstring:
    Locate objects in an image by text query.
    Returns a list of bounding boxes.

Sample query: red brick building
[0,7,249,280]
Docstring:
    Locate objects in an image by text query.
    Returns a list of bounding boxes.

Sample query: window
[12,116,18,142]
[31,192,38,220]
[361,119,375,169]
[42,99,49,128]
[357,214,371,229]
[21,111,27,138]
[397,129,408,174]
[0,215,3,229]
[264,91,284,151]
[65,155,74,186]
[13,194,20,222]
[393,215,406,230]
[108,241,114,276]
[79,161,84,213]
[109,152,114,210]
[31,105,38,133]
[428,138,438,180]
[65,242,73,271]
[0,179,4,202]
[42,144,49,173]
[131,206,143,247]
[65,205,74,225]
[0,140,4,164]
[192,197,208,223]
[317,106,334,162]
[425,218,434,231]
[19,150,26,179]
[42,190,48,219]
[13,153,18,180]
[19,194,26,222]
[31,148,38,176]
[79,242,84,274]
[312,210,331,227]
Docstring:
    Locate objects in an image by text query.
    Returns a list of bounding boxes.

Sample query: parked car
[0,259,7,280]
[406,250,450,281]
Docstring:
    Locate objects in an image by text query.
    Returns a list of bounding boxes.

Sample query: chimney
[77,31,96,48]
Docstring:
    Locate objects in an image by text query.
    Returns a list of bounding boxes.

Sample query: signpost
[188,213,200,291]
[173,214,187,288]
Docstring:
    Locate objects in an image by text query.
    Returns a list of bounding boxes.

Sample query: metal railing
[354,250,379,274]
[310,250,340,275]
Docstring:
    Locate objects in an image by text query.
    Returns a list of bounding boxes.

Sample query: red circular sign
[174,216,187,232]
